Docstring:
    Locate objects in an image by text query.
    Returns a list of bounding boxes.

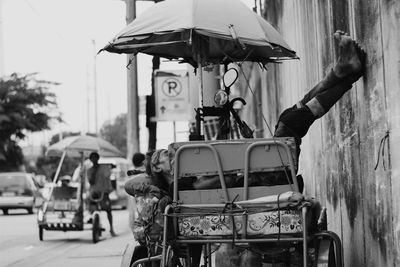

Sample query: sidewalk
[25,210,135,267]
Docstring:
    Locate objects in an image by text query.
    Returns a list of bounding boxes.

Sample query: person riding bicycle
[87,152,116,236]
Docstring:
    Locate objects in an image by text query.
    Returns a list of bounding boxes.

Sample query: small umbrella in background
[46,135,123,158]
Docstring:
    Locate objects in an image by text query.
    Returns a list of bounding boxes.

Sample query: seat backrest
[169,137,299,204]
[52,186,78,200]
[169,137,297,177]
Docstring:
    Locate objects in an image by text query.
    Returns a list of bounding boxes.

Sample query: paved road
[0,208,136,267]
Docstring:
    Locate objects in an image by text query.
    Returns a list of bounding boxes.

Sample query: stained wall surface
[240,0,400,266]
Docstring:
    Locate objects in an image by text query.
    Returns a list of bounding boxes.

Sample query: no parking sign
[154,70,191,121]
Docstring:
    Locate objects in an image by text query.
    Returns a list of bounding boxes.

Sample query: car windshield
[0,174,28,191]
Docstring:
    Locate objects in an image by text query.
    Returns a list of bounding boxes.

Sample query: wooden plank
[260,0,398,266]
[353,0,394,266]
[379,0,400,265]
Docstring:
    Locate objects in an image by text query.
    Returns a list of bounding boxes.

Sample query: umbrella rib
[114,40,187,49]
[228,24,246,51]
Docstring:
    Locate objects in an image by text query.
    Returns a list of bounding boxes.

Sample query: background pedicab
[37,135,123,243]
[102,0,342,266]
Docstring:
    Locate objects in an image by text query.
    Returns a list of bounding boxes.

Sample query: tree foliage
[0,73,61,171]
[100,113,127,157]
[34,131,81,180]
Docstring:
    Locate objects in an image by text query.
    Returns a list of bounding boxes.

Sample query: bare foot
[333,31,364,78]
[110,229,117,237]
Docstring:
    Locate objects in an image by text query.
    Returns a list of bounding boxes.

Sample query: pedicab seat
[48,186,79,211]
[168,137,299,204]
[167,138,315,239]
[177,191,308,238]
[159,138,341,267]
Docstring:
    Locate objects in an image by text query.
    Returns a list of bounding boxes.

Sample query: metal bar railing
[173,144,229,203]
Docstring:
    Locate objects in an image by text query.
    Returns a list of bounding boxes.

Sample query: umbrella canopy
[101,0,297,66]
[46,135,123,158]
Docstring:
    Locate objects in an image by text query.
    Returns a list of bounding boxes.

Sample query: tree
[0,73,61,171]
[34,131,82,181]
[100,113,127,157]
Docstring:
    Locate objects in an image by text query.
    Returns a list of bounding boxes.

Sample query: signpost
[154,70,191,121]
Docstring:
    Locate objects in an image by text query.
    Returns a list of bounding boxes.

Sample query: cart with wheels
[37,135,122,243]
[37,180,105,243]
[37,180,83,241]
[127,138,343,267]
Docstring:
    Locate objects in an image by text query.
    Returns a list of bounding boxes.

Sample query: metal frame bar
[131,255,162,267]
[312,231,344,267]
[173,144,229,203]
[163,140,311,266]
[243,140,299,200]
[42,151,67,214]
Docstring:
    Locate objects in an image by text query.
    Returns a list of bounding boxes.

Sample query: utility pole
[125,0,140,159]
[0,0,5,77]
[92,39,99,134]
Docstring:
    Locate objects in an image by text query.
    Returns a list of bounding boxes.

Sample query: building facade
[239,0,400,266]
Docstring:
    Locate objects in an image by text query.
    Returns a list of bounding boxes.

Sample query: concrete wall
[246,0,400,266]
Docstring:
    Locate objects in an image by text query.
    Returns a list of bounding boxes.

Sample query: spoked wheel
[316,238,337,267]
[92,213,101,243]
[38,226,44,241]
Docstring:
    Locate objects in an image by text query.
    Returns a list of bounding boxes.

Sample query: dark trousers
[275,69,358,141]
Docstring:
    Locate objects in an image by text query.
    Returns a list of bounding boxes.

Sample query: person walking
[87,152,116,236]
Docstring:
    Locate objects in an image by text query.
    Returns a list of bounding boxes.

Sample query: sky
[0,0,256,151]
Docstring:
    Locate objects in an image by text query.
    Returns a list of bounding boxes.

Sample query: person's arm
[192,175,235,189]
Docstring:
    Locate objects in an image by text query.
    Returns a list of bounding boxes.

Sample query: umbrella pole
[198,60,206,138]
[42,150,67,213]
[77,152,85,221]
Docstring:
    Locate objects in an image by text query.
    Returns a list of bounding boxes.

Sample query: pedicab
[123,70,343,267]
[37,135,122,243]
[102,0,344,265]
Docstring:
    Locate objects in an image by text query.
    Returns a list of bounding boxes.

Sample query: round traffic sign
[161,78,182,97]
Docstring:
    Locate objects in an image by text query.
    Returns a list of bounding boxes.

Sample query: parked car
[0,172,40,215]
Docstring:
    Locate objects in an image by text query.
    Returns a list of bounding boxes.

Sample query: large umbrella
[101,0,297,66]
[46,135,123,158]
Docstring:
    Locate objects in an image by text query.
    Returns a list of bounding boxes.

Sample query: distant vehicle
[0,172,40,215]
[99,157,132,210]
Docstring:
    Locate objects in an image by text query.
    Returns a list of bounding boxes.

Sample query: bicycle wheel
[38,225,44,241]
[92,213,100,243]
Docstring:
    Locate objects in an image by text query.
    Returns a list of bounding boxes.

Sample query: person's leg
[103,193,116,236]
[305,31,365,118]
[307,74,357,117]
[297,30,364,107]
[297,69,341,108]
[275,31,365,138]
[106,209,115,235]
